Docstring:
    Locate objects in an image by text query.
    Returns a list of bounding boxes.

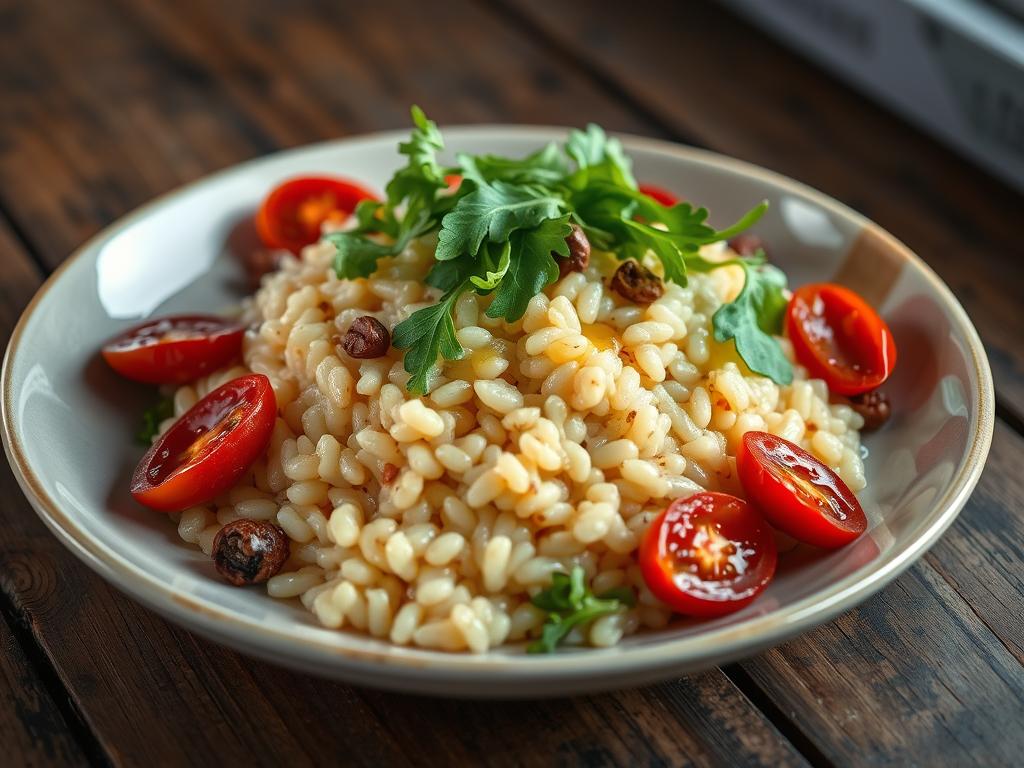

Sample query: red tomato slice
[638,183,680,207]
[256,176,379,254]
[738,431,866,549]
[131,374,276,512]
[445,173,463,191]
[786,282,897,396]
[102,315,245,385]
[640,492,777,618]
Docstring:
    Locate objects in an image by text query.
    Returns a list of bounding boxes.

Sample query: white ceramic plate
[1,127,994,696]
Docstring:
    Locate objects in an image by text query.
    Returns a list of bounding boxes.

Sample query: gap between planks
[0,588,112,768]
[721,665,835,768]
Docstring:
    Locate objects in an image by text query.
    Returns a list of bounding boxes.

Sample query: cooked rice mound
[168,237,866,653]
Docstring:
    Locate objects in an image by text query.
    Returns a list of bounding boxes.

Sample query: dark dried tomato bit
[848,390,892,431]
[341,316,391,359]
[610,260,664,304]
[557,224,591,277]
[728,233,768,258]
[382,463,399,484]
[213,519,290,586]
[243,249,284,288]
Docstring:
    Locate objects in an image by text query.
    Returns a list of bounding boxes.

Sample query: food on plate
[786,282,896,396]
[848,389,891,431]
[129,374,276,512]
[256,176,379,254]
[102,315,245,384]
[107,107,896,653]
[639,492,777,617]
[637,183,680,207]
[213,519,291,586]
[737,431,866,549]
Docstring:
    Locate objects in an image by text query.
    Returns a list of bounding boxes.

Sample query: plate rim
[0,125,996,693]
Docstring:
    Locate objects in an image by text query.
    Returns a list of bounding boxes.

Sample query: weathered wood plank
[0,0,658,267]
[0,224,88,768]
[0,615,87,768]
[360,671,808,768]
[0,2,809,765]
[508,0,1024,418]
[925,422,1024,665]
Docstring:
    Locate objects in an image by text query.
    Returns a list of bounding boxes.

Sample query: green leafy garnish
[712,261,793,384]
[435,180,564,262]
[325,106,447,279]
[326,108,785,394]
[570,182,770,287]
[391,280,469,396]
[459,144,568,188]
[527,567,635,654]
[565,123,636,189]
[486,215,571,322]
[136,395,174,445]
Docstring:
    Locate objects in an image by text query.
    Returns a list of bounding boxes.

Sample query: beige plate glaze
[1,127,994,697]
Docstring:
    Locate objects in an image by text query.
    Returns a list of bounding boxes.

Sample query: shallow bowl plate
[1,127,994,696]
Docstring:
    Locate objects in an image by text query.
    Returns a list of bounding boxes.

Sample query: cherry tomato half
[638,183,680,207]
[640,492,777,618]
[131,374,276,512]
[256,176,379,254]
[102,315,245,385]
[786,282,897,396]
[738,431,866,549]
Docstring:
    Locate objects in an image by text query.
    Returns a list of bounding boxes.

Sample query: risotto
[106,109,896,654]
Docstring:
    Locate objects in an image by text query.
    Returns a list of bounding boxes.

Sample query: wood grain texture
[0,0,658,266]
[0,2,811,766]
[0,221,87,768]
[925,421,1024,665]
[359,673,807,768]
[0,616,86,768]
[508,0,1024,419]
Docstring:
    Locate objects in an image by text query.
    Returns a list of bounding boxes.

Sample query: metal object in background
[722,0,1024,192]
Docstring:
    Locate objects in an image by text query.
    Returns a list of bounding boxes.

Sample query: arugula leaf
[572,182,768,287]
[459,144,568,187]
[391,281,470,395]
[486,215,572,322]
[527,566,634,654]
[565,124,636,189]
[136,395,174,446]
[328,106,447,279]
[425,254,475,292]
[469,240,512,291]
[386,105,447,206]
[329,235,401,279]
[435,180,564,261]
[712,262,793,384]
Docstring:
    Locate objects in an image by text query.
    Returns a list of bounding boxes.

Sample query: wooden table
[2,1,1023,765]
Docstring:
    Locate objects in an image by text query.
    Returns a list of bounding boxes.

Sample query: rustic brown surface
[1,0,1023,766]
[0,617,84,767]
